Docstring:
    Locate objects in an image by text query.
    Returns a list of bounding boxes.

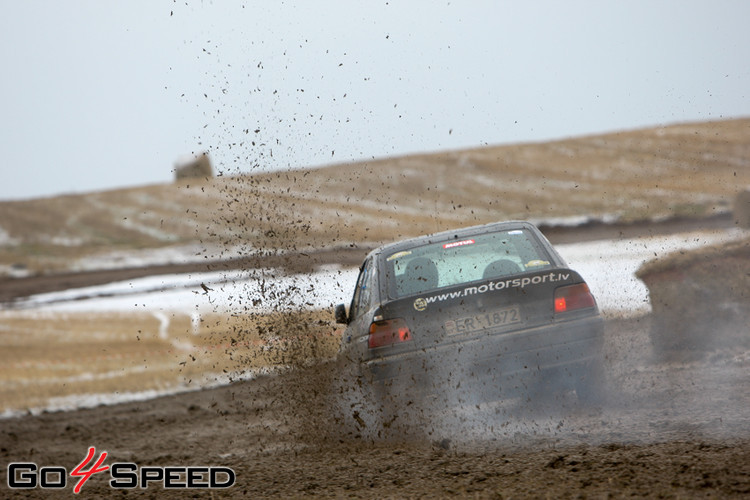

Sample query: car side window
[350,258,374,319]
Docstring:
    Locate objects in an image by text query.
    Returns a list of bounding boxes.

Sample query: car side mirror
[334,304,349,325]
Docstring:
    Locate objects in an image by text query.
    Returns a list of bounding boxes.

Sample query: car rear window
[384,229,553,298]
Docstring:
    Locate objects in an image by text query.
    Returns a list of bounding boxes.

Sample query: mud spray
[267,312,749,454]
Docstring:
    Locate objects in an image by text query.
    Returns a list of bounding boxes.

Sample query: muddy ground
[1,314,749,498]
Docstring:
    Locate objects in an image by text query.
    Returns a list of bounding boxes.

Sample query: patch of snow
[69,242,256,272]
[0,367,277,420]
[0,226,20,246]
[529,215,594,227]
[0,263,31,278]
[529,214,621,228]
[118,218,179,242]
[558,228,749,317]
[50,235,85,247]
[12,266,360,314]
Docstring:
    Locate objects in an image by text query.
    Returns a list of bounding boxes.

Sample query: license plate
[444,306,521,335]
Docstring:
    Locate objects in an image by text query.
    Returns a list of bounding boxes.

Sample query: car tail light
[368,318,412,348]
[554,283,596,313]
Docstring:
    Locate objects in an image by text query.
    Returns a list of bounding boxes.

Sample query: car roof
[366,220,544,262]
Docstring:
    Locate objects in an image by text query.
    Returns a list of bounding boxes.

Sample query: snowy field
[9,228,748,318]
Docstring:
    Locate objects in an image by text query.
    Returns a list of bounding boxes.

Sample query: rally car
[335,220,605,415]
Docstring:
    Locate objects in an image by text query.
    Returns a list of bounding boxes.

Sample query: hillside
[1,118,748,275]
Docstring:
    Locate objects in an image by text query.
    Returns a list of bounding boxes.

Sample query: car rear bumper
[362,315,604,398]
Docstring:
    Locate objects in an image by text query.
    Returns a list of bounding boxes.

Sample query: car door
[343,257,377,354]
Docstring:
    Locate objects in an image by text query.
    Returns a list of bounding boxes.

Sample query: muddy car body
[335,221,605,407]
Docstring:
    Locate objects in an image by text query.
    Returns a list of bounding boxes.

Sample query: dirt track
[1,315,749,498]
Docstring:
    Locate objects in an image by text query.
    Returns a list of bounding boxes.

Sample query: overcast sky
[1,1,749,201]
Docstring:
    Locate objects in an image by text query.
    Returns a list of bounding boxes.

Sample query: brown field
[0,118,748,274]
[0,310,340,414]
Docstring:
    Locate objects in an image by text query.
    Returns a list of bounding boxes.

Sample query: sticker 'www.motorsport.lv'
[413,272,570,311]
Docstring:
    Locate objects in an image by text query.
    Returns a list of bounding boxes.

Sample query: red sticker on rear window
[443,239,475,249]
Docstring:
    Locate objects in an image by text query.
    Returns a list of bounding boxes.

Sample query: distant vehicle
[335,220,605,424]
